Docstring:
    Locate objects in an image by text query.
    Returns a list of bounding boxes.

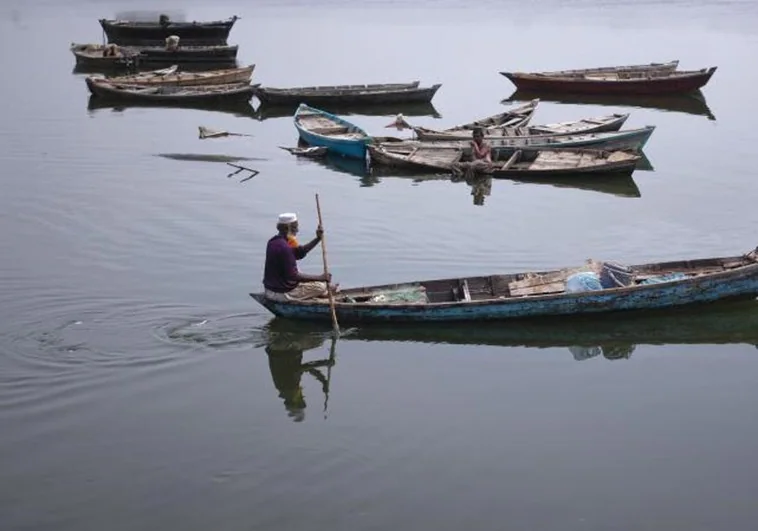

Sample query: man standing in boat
[263,213,336,301]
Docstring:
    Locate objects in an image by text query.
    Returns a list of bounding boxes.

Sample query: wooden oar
[315,193,340,338]
[198,126,254,139]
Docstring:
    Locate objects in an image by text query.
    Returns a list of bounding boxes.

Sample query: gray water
[2,1,758,530]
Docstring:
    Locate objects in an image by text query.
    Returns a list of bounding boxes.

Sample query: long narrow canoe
[251,248,758,323]
[255,82,442,105]
[501,66,717,96]
[85,78,255,104]
[99,16,238,45]
[71,42,239,67]
[100,64,255,86]
[294,104,370,159]
[368,145,641,177]
[374,126,655,158]
[413,112,629,141]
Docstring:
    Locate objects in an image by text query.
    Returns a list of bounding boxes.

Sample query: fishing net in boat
[565,272,603,293]
[368,287,428,304]
[639,272,687,285]
[342,286,428,304]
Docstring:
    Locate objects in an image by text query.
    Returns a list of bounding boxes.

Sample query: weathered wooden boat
[413,112,629,141]
[99,15,239,45]
[374,126,655,159]
[501,66,717,96]
[72,42,239,67]
[369,144,642,178]
[254,81,442,105]
[417,99,539,138]
[85,78,255,104]
[250,247,758,323]
[100,64,254,86]
[70,43,143,69]
[503,90,717,121]
[294,104,370,159]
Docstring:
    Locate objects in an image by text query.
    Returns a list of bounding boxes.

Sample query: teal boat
[251,247,758,324]
[293,103,369,159]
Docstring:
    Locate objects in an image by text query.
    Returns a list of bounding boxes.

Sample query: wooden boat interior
[447,99,539,131]
[297,109,367,139]
[536,60,679,77]
[510,113,628,136]
[555,67,714,81]
[318,251,758,305]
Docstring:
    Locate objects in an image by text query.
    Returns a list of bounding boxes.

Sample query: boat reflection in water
[87,94,257,118]
[297,150,642,204]
[259,298,758,363]
[503,89,716,121]
[254,101,442,121]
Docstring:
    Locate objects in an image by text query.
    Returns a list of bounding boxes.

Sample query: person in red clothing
[263,213,337,301]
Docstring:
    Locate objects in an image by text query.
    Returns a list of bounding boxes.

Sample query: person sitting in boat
[102,43,120,57]
[263,213,337,301]
[470,127,492,163]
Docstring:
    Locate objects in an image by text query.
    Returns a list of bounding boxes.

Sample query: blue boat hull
[251,258,758,323]
[296,127,367,159]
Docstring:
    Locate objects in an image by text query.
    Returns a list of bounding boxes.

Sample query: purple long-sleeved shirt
[263,234,307,293]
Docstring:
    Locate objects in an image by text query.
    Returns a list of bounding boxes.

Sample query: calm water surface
[2,1,758,530]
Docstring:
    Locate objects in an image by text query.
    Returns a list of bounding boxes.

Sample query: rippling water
[2,1,758,530]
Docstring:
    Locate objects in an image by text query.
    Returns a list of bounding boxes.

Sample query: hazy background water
[1,1,758,530]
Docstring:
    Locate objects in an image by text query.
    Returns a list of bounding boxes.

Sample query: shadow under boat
[254,100,442,120]
[503,89,716,121]
[87,94,257,118]
[259,298,758,359]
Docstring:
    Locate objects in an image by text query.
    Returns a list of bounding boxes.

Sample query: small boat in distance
[413,112,629,141]
[71,42,239,68]
[254,81,442,106]
[294,104,370,159]
[97,64,255,86]
[501,64,717,96]
[251,247,758,323]
[99,15,239,45]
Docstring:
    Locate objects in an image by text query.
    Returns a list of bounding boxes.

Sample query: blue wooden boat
[293,104,370,159]
[251,247,758,323]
